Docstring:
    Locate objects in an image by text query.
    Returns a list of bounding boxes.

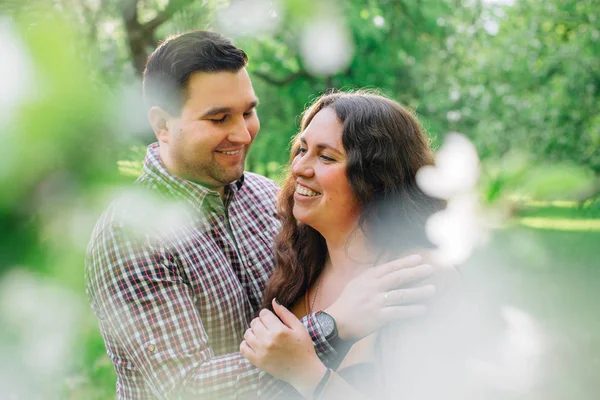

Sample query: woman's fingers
[272,299,305,330]
[244,328,260,347]
[373,254,423,278]
[382,285,436,306]
[240,339,256,358]
[259,308,286,331]
[250,317,269,338]
[380,264,434,292]
[381,304,428,321]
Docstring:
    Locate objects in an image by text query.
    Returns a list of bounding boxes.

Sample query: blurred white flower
[483,19,500,35]
[300,15,354,76]
[426,193,485,265]
[417,133,480,200]
[113,187,197,241]
[469,306,544,393]
[482,0,516,5]
[111,79,149,139]
[450,88,461,101]
[373,15,385,27]
[101,20,117,35]
[0,19,36,128]
[0,269,83,392]
[417,133,484,265]
[446,110,462,122]
[216,0,282,38]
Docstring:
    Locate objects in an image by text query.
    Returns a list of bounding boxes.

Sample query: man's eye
[211,116,228,124]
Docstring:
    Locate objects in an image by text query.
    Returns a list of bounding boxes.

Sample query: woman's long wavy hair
[261,91,444,311]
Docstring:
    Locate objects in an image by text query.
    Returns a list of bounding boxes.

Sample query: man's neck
[157,145,226,199]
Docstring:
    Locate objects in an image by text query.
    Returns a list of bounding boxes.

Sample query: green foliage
[481,151,596,205]
[2,0,599,398]
[421,0,600,172]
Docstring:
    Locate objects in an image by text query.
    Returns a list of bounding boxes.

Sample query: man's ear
[148,106,172,143]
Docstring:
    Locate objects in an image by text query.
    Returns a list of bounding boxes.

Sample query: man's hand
[325,254,440,341]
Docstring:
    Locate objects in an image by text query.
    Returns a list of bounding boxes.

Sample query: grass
[464,203,600,399]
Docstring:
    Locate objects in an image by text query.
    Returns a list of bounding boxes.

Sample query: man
[86,31,436,399]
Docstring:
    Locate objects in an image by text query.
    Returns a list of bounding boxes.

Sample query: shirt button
[147,344,156,353]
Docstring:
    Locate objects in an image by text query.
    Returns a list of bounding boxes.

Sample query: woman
[240,91,461,399]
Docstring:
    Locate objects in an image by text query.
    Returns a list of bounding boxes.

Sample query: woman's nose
[292,155,314,178]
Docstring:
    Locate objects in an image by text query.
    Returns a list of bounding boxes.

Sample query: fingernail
[274,298,281,305]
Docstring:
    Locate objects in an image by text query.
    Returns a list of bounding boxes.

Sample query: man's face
[159,69,259,192]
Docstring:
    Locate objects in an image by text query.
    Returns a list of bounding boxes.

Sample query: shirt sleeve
[86,223,281,399]
[301,314,339,364]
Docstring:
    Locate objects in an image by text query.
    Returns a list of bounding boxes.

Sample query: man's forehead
[186,70,256,99]
[181,71,257,116]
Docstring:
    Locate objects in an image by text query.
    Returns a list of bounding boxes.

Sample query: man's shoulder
[87,187,168,252]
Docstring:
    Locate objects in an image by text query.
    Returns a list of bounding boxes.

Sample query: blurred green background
[1,0,598,398]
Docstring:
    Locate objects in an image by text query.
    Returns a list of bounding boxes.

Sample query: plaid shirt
[86,143,335,399]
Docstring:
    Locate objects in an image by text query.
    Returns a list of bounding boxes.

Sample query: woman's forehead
[301,108,344,149]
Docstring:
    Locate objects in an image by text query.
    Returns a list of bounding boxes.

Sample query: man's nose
[227,117,252,145]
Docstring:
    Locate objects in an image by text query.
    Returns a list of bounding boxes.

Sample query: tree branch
[144,0,191,33]
[251,70,313,86]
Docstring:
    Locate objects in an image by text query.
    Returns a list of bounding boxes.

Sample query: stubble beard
[208,159,245,185]
[188,149,247,188]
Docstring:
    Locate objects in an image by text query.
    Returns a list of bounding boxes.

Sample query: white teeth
[218,150,240,155]
[296,185,320,197]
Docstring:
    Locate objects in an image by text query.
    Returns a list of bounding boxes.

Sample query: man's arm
[86,224,281,399]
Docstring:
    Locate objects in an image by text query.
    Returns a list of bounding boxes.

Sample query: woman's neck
[323,228,374,279]
[307,228,375,313]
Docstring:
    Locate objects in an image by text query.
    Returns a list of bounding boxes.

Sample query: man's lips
[215,148,242,155]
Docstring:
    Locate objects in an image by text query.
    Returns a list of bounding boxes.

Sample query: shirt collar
[138,143,245,212]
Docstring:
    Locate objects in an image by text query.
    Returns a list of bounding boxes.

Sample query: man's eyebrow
[200,106,231,118]
[199,99,259,118]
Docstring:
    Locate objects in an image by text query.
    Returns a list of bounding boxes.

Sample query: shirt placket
[209,191,266,313]
[204,192,247,274]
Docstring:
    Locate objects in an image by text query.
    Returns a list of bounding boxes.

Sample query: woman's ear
[148,106,172,143]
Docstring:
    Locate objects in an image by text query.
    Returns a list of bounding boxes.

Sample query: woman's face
[291,107,361,238]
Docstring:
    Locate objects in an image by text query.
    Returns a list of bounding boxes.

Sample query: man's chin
[218,167,245,185]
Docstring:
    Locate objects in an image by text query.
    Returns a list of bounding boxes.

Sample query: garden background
[1,0,598,398]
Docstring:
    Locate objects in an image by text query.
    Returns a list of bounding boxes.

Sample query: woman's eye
[296,147,307,155]
[320,154,335,162]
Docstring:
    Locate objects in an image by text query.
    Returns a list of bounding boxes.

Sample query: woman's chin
[292,208,313,227]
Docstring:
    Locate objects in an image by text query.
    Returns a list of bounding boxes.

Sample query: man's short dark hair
[143,30,248,115]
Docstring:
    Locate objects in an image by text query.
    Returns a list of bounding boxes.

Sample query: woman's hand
[325,253,443,341]
[240,299,327,398]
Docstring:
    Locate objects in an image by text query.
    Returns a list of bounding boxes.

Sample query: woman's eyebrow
[299,136,342,153]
